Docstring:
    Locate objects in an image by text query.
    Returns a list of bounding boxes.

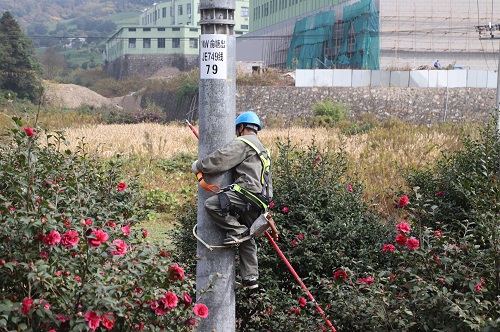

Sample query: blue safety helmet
[235,110,262,131]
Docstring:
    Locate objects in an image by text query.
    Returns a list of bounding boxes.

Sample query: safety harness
[218,137,271,217]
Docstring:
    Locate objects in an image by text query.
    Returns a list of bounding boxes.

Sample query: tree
[0,11,41,101]
[40,47,67,80]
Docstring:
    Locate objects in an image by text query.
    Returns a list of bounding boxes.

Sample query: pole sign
[200,34,227,80]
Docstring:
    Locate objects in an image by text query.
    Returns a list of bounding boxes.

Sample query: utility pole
[196,1,236,331]
[475,23,500,132]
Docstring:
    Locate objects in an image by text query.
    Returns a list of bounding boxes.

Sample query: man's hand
[191,160,199,174]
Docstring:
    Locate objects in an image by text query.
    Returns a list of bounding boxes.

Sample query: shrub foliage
[0,118,208,331]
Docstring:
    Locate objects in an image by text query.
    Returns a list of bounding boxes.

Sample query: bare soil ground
[42,82,119,109]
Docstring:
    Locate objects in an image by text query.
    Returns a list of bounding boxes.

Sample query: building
[104,0,250,79]
[237,0,498,71]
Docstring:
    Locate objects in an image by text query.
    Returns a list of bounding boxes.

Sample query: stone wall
[104,54,199,80]
[236,87,497,125]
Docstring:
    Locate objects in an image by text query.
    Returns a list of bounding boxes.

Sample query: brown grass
[63,122,470,208]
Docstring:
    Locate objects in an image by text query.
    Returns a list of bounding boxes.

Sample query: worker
[191,110,272,290]
[434,60,441,68]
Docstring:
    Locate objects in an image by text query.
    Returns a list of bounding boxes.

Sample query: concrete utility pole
[196,1,237,331]
[475,23,500,132]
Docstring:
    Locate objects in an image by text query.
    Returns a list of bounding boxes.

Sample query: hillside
[0,0,150,29]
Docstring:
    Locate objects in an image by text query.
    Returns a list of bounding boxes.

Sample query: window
[178,5,183,15]
[241,7,249,17]
[189,38,198,48]
[172,27,180,31]
[236,31,244,35]
[143,28,151,32]
[163,7,167,18]
[187,3,192,15]
[129,38,136,48]
[190,28,198,32]
[172,38,180,48]
[158,38,165,48]
[170,6,174,17]
[241,24,248,29]
[143,38,151,48]
[158,28,165,31]
[128,28,136,32]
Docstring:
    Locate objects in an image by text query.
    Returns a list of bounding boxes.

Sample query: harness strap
[228,184,268,213]
[235,137,271,199]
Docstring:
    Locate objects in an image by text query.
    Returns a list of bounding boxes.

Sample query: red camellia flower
[381,244,396,252]
[110,239,127,256]
[117,182,127,191]
[121,223,131,236]
[42,230,61,246]
[434,230,443,237]
[22,298,34,315]
[396,222,411,233]
[84,311,100,331]
[406,237,420,250]
[296,233,304,241]
[61,230,80,247]
[268,201,275,209]
[435,191,444,196]
[162,292,178,309]
[347,183,353,192]
[88,229,109,247]
[291,240,298,246]
[24,127,36,137]
[333,269,348,281]
[397,195,409,208]
[282,206,289,214]
[182,293,192,306]
[298,297,307,307]
[85,219,92,226]
[167,263,185,281]
[101,312,115,331]
[290,307,301,315]
[395,234,408,246]
[193,303,209,318]
[358,276,374,285]
[473,283,483,292]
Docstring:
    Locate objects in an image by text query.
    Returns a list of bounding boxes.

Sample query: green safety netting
[286,0,380,70]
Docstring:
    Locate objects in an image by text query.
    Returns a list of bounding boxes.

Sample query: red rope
[265,231,337,332]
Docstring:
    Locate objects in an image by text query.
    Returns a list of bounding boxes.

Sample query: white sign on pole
[200,34,227,80]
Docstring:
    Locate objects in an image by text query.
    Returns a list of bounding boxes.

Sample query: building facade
[237,0,498,71]
[104,0,249,78]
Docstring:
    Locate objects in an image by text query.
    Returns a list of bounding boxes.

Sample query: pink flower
[102,312,115,330]
[298,297,307,307]
[143,229,148,238]
[22,298,34,315]
[296,234,304,241]
[395,234,408,246]
[406,237,420,250]
[473,283,483,292]
[282,206,289,214]
[61,230,80,247]
[121,223,131,236]
[291,240,298,246]
[382,244,396,252]
[290,307,301,315]
[117,182,127,191]
[269,201,275,209]
[358,277,374,285]
[434,230,443,237]
[396,222,411,233]
[88,229,109,247]
[167,263,185,281]
[84,311,101,331]
[397,195,409,208]
[162,292,178,309]
[110,239,127,256]
[24,127,36,137]
[85,219,92,226]
[42,230,61,246]
[347,184,353,192]
[193,303,209,318]
[333,269,348,281]
[182,293,192,305]
[74,275,82,282]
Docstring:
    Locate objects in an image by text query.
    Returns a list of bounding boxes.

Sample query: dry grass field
[62,121,472,216]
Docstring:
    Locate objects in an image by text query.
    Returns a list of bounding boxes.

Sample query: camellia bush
[0,118,208,331]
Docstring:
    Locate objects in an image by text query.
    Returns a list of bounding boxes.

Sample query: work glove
[191,160,200,174]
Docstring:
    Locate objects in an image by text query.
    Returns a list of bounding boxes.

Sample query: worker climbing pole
[196,0,237,331]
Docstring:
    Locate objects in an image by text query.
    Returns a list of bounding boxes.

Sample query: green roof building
[104,0,249,78]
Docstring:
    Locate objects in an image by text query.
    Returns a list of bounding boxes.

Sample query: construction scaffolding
[286,0,380,70]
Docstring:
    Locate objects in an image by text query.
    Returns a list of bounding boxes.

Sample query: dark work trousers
[204,190,259,281]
